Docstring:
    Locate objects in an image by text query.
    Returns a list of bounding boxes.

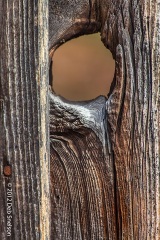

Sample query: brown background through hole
[51,33,115,101]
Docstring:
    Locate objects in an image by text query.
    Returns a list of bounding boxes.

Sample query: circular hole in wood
[51,33,115,101]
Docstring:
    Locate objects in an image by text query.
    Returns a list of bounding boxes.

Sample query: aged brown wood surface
[0,0,50,239]
[49,0,160,239]
[0,0,159,239]
[50,92,117,239]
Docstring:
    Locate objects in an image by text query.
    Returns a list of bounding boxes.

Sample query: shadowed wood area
[49,0,160,239]
[0,0,49,239]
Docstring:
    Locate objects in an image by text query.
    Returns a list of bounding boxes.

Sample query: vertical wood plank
[49,0,159,239]
[0,0,49,239]
[104,0,160,238]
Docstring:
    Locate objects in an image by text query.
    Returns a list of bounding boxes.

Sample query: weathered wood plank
[0,0,159,239]
[105,1,160,238]
[49,0,160,239]
[0,0,49,239]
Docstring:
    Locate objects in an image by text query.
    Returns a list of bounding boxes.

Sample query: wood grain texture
[38,0,50,239]
[50,92,117,239]
[105,1,160,239]
[49,0,160,239]
[49,0,101,53]
[0,0,49,239]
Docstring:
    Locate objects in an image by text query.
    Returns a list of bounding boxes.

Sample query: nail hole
[3,165,12,176]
